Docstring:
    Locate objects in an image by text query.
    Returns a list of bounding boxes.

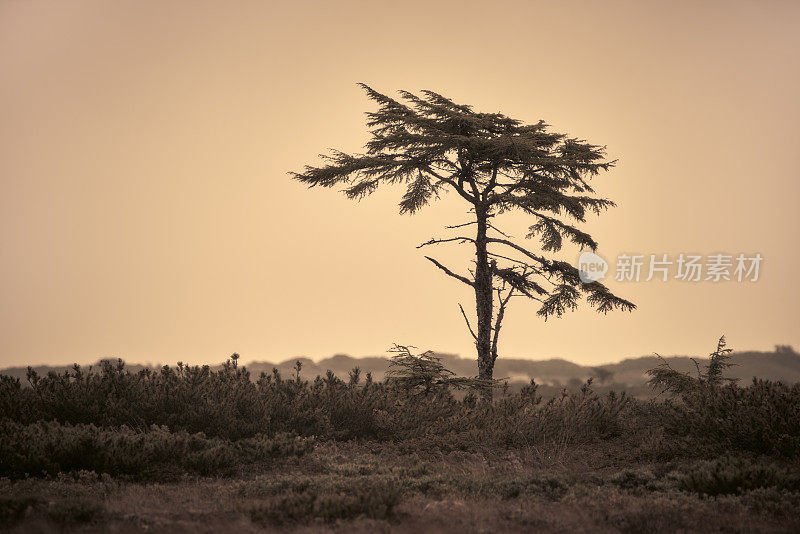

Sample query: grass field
[1,349,799,532]
[3,440,800,533]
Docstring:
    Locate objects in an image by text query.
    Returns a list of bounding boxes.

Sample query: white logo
[578,252,608,283]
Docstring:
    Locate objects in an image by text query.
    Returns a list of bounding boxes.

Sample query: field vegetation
[1,340,798,532]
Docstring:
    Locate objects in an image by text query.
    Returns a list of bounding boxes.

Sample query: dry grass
[2,354,799,531]
[2,440,799,533]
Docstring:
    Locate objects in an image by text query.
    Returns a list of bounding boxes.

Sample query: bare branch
[491,285,515,362]
[486,220,512,238]
[485,253,556,286]
[445,221,478,230]
[417,236,475,249]
[486,238,547,265]
[444,219,510,241]
[486,251,539,268]
[424,256,475,287]
[459,303,478,341]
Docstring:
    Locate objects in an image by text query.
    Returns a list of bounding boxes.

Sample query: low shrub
[658,380,800,457]
[43,498,102,525]
[249,478,401,524]
[678,456,800,496]
[0,496,39,528]
[0,420,313,480]
[1,337,798,462]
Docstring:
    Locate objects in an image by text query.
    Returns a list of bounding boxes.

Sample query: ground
[2,440,798,533]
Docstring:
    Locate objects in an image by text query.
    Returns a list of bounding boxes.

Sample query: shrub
[386,344,497,397]
[249,478,401,524]
[647,336,738,395]
[647,337,800,457]
[43,498,102,525]
[0,496,39,528]
[0,420,313,480]
[657,380,800,457]
[678,456,800,496]
[1,337,798,461]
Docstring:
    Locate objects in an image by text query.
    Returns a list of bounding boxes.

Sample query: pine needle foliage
[2,346,800,478]
[647,336,739,395]
[644,337,800,457]
[291,86,635,387]
[385,344,498,397]
[706,335,737,386]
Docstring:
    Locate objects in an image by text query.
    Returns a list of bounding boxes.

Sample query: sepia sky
[1,0,799,369]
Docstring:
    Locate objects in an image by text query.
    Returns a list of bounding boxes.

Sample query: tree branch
[459,303,478,341]
[424,164,476,204]
[424,256,475,287]
[487,220,512,238]
[417,236,475,249]
[486,238,548,265]
[457,147,481,200]
[445,221,478,229]
[485,252,550,284]
[491,285,515,362]
[483,161,499,201]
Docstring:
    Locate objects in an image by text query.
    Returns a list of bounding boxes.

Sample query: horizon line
[3,345,794,372]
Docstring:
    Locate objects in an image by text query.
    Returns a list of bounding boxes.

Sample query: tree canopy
[291,85,635,385]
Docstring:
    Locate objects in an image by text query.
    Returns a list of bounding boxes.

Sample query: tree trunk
[474,205,494,397]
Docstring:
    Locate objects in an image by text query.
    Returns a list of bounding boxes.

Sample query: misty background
[1,0,798,369]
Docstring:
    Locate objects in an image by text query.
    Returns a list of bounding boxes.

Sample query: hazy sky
[1,0,798,369]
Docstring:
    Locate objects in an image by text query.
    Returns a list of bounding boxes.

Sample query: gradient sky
[1,0,799,369]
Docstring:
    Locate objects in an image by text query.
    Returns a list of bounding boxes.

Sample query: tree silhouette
[291,85,635,394]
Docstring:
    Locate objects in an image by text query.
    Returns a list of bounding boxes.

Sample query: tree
[291,85,635,393]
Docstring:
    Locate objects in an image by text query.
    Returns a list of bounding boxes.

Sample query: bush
[647,337,800,457]
[43,498,102,525]
[658,380,800,457]
[0,496,39,528]
[0,420,313,480]
[249,478,401,524]
[678,456,800,496]
[1,341,799,462]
